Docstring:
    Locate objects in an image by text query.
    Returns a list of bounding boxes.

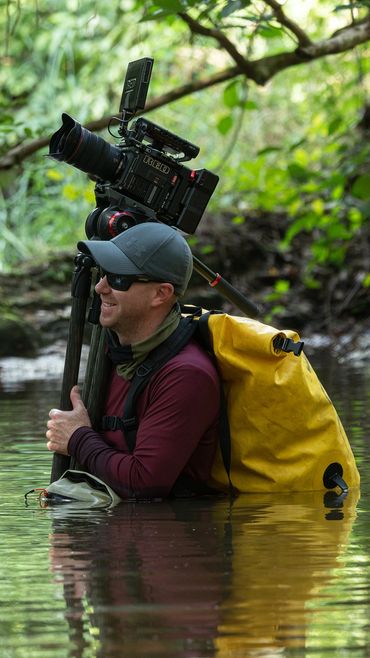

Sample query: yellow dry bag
[204,312,360,493]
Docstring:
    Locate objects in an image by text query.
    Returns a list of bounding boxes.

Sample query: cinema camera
[48,57,219,238]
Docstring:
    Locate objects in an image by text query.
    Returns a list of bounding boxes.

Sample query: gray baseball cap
[78,223,193,296]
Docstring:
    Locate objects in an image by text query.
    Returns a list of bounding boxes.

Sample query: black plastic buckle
[136,364,153,377]
[101,415,124,431]
[274,335,304,356]
[121,417,138,432]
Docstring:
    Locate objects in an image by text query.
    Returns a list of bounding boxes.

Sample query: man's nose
[95,275,111,294]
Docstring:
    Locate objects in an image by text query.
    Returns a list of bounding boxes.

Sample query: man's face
[94,275,166,343]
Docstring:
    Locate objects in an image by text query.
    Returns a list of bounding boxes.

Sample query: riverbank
[0,213,369,358]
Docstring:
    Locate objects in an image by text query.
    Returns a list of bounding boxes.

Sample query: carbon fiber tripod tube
[192,255,260,318]
[49,255,93,483]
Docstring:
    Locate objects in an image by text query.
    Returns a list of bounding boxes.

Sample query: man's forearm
[68,427,173,498]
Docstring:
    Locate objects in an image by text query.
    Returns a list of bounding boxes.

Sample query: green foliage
[216,52,370,280]
[265,279,290,301]
[1,0,369,299]
[0,155,94,267]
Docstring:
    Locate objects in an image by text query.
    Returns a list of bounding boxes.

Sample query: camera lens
[49,113,123,182]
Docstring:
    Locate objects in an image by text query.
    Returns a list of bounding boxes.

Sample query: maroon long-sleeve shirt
[68,340,221,499]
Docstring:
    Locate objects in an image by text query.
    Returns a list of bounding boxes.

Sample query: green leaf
[152,0,184,10]
[201,244,215,255]
[0,114,14,124]
[348,207,363,227]
[274,279,290,294]
[139,3,182,21]
[257,25,283,39]
[311,241,330,264]
[264,280,290,302]
[363,273,370,288]
[223,80,239,108]
[243,100,258,110]
[220,0,252,18]
[283,213,317,244]
[287,163,309,182]
[334,2,370,10]
[327,116,342,135]
[217,115,233,135]
[303,276,321,290]
[311,198,325,216]
[263,305,285,321]
[257,146,282,156]
[351,174,370,200]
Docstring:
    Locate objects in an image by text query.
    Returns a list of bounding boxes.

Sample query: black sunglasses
[101,270,153,291]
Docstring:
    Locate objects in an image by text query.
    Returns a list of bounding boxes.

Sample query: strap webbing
[196,313,236,495]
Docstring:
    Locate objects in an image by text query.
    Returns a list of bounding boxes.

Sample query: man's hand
[46,385,91,455]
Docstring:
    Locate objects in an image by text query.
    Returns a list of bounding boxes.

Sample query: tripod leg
[82,324,102,406]
[50,295,88,482]
[67,323,102,471]
[192,255,260,318]
[85,327,111,429]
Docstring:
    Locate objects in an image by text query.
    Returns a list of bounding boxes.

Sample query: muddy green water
[0,346,369,658]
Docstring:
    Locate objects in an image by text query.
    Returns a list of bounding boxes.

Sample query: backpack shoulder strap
[195,311,236,495]
[102,315,199,452]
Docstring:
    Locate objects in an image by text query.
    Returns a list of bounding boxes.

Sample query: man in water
[46,221,220,498]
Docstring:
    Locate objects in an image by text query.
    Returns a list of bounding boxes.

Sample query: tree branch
[178,12,257,77]
[263,0,313,46]
[1,16,369,171]
[297,19,370,57]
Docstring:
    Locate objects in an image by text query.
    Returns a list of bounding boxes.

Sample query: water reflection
[48,499,224,658]
[0,350,369,657]
[45,489,359,658]
[215,490,359,657]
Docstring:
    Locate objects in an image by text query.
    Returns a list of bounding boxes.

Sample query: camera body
[49,58,219,237]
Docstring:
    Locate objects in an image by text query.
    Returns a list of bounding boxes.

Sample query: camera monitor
[119,57,154,114]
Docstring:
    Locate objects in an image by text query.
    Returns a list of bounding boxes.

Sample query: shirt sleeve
[68,353,220,498]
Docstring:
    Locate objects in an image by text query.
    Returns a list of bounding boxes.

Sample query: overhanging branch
[178,12,257,77]
[1,15,369,171]
[298,19,370,57]
[263,0,312,47]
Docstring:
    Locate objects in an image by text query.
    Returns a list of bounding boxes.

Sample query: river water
[0,340,369,658]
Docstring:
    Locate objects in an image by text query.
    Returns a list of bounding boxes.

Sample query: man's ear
[152,282,176,306]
